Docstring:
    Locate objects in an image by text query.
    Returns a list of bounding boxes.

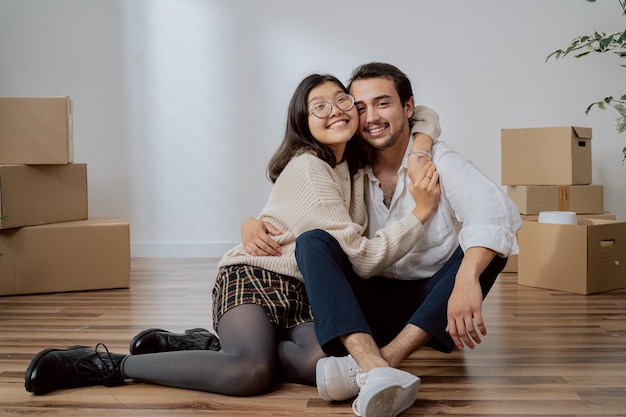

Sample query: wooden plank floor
[1,258,625,416]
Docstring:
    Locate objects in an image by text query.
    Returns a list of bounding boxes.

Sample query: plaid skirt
[212,264,314,330]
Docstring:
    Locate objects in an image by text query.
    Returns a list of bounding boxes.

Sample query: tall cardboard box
[0,164,88,229]
[0,218,130,296]
[0,97,73,165]
[501,126,592,185]
[518,219,626,295]
[507,184,603,215]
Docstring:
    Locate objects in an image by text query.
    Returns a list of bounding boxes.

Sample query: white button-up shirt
[364,140,522,280]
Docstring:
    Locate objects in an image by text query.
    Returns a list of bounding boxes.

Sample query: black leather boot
[25,344,127,395]
[129,328,221,355]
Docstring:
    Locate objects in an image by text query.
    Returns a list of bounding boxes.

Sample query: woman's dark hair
[348,62,417,128]
[267,74,370,183]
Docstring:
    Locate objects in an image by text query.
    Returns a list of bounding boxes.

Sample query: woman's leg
[276,322,325,385]
[123,304,278,396]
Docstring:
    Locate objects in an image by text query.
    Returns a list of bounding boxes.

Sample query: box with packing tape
[507,184,603,215]
[0,217,130,296]
[501,126,592,186]
[518,218,626,295]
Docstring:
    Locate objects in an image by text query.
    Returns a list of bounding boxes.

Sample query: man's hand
[241,217,283,256]
[445,247,497,350]
[446,276,485,350]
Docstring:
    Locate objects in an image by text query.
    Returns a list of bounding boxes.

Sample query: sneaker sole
[359,377,420,417]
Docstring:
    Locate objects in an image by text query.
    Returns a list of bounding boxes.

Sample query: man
[244,63,521,417]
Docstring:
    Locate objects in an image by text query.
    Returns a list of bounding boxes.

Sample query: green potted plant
[547,0,626,161]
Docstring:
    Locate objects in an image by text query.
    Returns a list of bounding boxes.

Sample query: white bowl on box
[538,211,577,225]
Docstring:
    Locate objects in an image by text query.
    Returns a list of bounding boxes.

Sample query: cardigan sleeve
[411,105,441,143]
[267,154,424,278]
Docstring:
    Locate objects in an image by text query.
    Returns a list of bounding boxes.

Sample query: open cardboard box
[501,213,616,274]
[501,126,591,185]
[518,218,626,294]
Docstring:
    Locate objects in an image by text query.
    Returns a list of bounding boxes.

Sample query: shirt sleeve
[411,105,441,143]
[435,146,522,257]
[271,154,425,278]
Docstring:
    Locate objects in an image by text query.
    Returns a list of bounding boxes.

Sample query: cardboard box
[0,97,73,165]
[502,213,617,274]
[518,218,626,294]
[501,126,592,185]
[0,164,88,229]
[0,218,130,296]
[507,184,603,215]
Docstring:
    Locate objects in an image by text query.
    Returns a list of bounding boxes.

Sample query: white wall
[1,0,624,257]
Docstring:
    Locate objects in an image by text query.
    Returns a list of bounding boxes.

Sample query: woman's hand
[241,217,283,256]
[407,157,440,224]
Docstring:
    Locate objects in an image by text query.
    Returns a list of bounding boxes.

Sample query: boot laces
[74,343,120,381]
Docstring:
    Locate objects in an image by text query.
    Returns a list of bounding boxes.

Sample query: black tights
[121,304,324,396]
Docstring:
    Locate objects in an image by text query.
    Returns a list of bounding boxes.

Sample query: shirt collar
[364,139,415,182]
[400,138,415,171]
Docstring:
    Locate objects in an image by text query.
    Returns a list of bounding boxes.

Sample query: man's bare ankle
[350,353,388,373]
[341,333,388,373]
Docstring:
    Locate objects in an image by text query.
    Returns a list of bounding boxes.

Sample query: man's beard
[364,118,406,152]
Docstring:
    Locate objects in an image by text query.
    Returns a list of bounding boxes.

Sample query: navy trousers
[295,229,507,355]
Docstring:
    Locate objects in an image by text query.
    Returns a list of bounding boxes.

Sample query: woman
[24,74,440,397]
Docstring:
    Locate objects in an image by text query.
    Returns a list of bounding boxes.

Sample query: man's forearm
[456,246,497,285]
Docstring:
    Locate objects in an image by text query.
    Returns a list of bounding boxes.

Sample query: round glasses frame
[308,94,355,119]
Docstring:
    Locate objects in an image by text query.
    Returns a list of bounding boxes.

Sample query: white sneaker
[351,367,420,417]
[316,355,362,401]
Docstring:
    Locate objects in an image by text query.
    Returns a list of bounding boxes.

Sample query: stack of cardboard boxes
[0,97,130,296]
[501,126,626,295]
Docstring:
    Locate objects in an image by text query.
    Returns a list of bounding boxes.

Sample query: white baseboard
[130,242,237,258]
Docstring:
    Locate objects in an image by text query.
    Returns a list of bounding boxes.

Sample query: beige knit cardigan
[218,153,424,281]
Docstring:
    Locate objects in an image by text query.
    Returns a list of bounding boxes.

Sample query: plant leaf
[614,103,626,116]
[600,35,614,50]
